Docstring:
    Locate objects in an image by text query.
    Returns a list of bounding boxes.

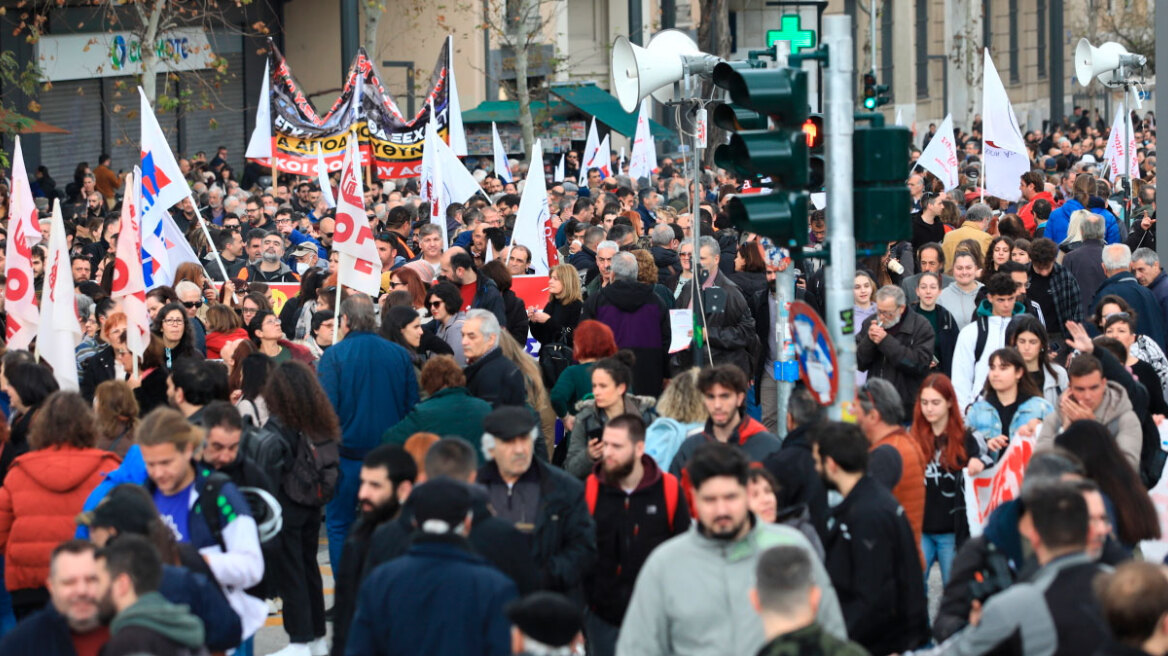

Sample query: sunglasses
[427,300,443,308]
[321,232,334,238]
[182,300,203,309]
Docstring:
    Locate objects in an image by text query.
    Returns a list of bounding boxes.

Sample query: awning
[0,108,69,134]
[548,83,671,140]
[461,99,567,124]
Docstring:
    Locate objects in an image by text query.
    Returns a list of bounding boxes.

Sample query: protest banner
[964,434,1035,537]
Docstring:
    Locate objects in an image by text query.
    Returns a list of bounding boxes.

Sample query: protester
[1036,353,1143,470]
[643,367,708,472]
[857,284,936,419]
[0,360,60,483]
[382,355,493,458]
[0,392,120,619]
[1005,315,1069,407]
[93,380,139,459]
[318,295,419,572]
[812,421,929,653]
[951,273,1029,411]
[938,251,983,331]
[462,308,527,407]
[1095,561,1168,656]
[345,478,518,656]
[423,281,468,365]
[963,348,1052,467]
[0,540,108,655]
[1091,244,1168,345]
[617,443,845,656]
[911,271,960,376]
[675,237,759,379]
[565,353,657,479]
[151,301,203,369]
[507,591,586,656]
[854,379,926,551]
[669,365,781,476]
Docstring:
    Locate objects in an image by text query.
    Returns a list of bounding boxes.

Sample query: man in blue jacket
[1090,244,1168,346]
[0,540,108,656]
[1045,172,1120,245]
[318,294,420,572]
[345,478,517,656]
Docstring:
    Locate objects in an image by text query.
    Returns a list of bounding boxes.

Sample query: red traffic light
[802,116,823,150]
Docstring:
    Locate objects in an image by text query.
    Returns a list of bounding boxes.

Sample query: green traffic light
[863,96,876,110]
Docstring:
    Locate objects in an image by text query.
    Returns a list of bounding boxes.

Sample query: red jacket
[204,328,249,360]
[1018,191,1054,233]
[0,447,120,591]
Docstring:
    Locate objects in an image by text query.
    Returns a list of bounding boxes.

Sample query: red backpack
[585,472,681,530]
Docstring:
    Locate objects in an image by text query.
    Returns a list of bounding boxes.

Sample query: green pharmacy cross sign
[766,15,816,54]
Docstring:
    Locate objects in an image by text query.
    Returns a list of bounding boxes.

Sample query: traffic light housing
[804,114,824,191]
[853,125,911,243]
[712,62,811,247]
[862,72,890,110]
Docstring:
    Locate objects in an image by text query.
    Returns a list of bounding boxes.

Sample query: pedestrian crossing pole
[822,15,858,422]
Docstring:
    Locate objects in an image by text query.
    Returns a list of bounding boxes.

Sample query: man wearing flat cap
[477,406,596,601]
[344,477,518,656]
[507,591,585,655]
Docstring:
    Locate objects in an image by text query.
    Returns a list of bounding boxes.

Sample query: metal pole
[774,264,794,438]
[1049,0,1065,128]
[1158,0,1168,266]
[869,0,876,76]
[823,15,857,422]
[688,74,707,367]
[1124,85,1132,229]
[340,0,359,80]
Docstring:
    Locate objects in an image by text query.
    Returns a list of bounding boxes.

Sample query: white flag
[618,147,625,175]
[511,139,555,275]
[492,122,512,184]
[111,170,150,360]
[423,107,484,245]
[917,114,961,190]
[5,136,42,350]
[628,100,658,181]
[316,143,336,208]
[895,108,904,126]
[245,60,272,159]
[446,36,468,157]
[36,200,82,391]
[1103,103,1140,183]
[333,137,382,298]
[553,154,565,183]
[981,49,1029,201]
[579,118,599,184]
[593,134,612,178]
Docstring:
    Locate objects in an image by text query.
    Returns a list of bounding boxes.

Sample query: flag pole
[271,155,279,195]
[334,263,345,344]
[186,197,231,282]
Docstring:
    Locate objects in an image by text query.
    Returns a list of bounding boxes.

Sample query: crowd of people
[0,103,1159,656]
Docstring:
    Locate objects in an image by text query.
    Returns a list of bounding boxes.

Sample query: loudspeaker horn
[611,30,704,113]
[1075,38,1145,89]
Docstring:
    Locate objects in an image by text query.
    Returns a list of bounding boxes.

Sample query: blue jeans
[0,557,14,639]
[325,456,363,576]
[232,636,253,656]
[922,532,956,584]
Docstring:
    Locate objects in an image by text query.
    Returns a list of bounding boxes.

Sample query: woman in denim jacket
[963,347,1053,471]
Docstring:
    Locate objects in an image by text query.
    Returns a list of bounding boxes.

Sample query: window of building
[1036,0,1047,78]
[1008,0,1019,82]
[983,0,992,50]
[881,0,893,101]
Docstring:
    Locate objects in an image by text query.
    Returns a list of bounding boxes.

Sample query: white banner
[964,434,1035,537]
[37,28,215,82]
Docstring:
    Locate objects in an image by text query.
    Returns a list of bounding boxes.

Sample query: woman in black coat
[481,260,530,346]
[529,263,584,348]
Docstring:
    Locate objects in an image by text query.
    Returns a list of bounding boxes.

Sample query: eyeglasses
[162,318,185,326]
[182,300,203,309]
[679,252,692,258]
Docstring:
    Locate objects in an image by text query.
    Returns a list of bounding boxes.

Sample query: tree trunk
[509,0,537,162]
[362,1,383,59]
[698,0,730,169]
[139,0,167,104]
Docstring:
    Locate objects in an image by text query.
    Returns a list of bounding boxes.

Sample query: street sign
[767,15,816,54]
[789,301,837,405]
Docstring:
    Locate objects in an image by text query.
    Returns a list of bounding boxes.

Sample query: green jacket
[756,623,869,656]
[550,362,594,417]
[382,387,493,463]
[110,591,205,649]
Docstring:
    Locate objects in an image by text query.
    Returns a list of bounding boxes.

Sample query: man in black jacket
[813,421,928,655]
[462,309,527,408]
[856,284,935,420]
[363,438,539,594]
[332,445,417,656]
[440,248,507,326]
[763,388,829,541]
[585,414,690,656]
[675,236,759,379]
[476,406,597,601]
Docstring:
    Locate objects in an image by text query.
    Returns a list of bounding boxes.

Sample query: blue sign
[789,301,837,405]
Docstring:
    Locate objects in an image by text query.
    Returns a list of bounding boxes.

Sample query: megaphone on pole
[611,29,720,113]
[1075,38,1146,89]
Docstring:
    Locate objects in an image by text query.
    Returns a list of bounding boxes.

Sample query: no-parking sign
[789,301,837,405]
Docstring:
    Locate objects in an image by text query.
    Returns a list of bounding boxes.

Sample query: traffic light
[853,125,911,243]
[862,72,890,110]
[803,114,824,191]
[711,62,810,247]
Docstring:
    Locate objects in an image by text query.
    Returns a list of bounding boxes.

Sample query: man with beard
[812,421,928,655]
[0,540,109,655]
[856,285,935,420]
[95,535,207,656]
[669,365,782,476]
[331,445,417,656]
[239,231,300,283]
[618,443,844,656]
[584,414,690,656]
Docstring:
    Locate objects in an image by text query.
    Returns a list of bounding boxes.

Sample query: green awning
[548,83,671,140]
[461,99,565,123]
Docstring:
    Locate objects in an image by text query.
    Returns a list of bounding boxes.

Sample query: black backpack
[282,430,340,507]
[240,416,290,489]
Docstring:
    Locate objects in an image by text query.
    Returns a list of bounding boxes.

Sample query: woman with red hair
[549,320,617,434]
[910,373,979,585]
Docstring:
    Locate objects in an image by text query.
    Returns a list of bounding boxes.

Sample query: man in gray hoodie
[1037,353,1142,470]
[616,443,845,656]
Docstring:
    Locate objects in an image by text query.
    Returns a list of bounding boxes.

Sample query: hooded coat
[582,279,671,397]
[0,447,120,591]
[1037,379,1143,471]
[103,591,207,656]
